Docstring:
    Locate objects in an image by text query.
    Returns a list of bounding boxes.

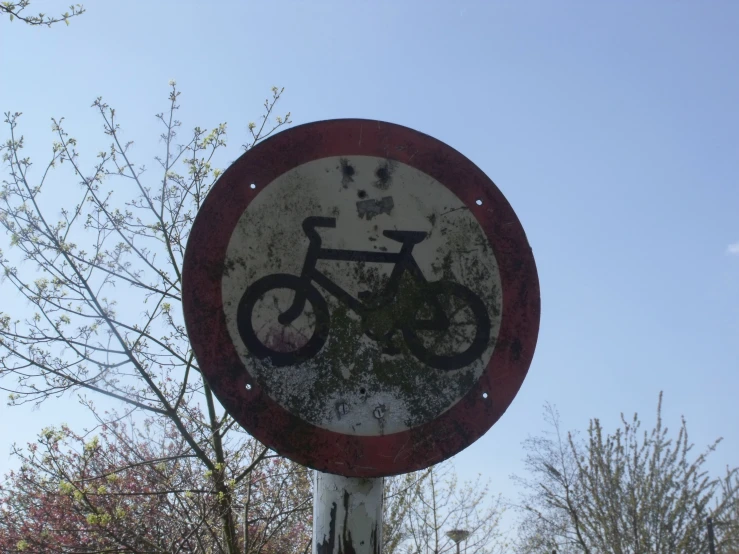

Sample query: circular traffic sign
[182,119,539,477]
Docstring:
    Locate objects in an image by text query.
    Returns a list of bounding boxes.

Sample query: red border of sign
[182,119,540,477]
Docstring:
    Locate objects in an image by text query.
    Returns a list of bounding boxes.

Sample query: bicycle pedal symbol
[237,216,491,371]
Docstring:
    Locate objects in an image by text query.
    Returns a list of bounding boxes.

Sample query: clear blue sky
[1,0,738,526]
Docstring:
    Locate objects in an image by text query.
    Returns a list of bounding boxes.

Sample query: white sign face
[222,155,502,435]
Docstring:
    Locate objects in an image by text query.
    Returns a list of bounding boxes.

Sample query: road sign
[182,119,540,477]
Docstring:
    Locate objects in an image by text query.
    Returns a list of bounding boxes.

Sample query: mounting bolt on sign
[182,119,540,553]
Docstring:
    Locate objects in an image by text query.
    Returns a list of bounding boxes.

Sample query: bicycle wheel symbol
[237,274,490,371]
[237,274,330,368]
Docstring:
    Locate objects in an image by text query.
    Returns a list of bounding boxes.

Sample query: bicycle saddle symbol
[237,216,491,371]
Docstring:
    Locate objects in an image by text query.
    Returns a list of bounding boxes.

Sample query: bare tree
[1,1,84,26]
[383,470,431,554]
[513,394,739,554]
[512,403,590,554]
[710,469,739,553]
[0,83,299,553]
[392,462,507,554]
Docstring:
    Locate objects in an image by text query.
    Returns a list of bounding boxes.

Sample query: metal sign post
[182,119,540,553]
[313,472,384,554]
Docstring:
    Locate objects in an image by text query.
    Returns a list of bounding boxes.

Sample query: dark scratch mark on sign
[511,337,522,361]
[439,205,468,218]
[340,158,355,188]
[374,160,396,190]
[356,196,394,220]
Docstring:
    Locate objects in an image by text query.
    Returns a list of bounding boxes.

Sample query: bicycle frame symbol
[237,216,491,371]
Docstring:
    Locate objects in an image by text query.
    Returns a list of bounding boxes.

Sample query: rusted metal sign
[182,119,540,477]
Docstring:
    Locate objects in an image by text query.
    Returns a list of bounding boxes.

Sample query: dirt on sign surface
[182,119,540,477]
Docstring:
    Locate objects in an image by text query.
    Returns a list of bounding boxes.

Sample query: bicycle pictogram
[237,216,491,371]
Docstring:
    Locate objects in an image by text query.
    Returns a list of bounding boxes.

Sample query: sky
[1,0,739,535]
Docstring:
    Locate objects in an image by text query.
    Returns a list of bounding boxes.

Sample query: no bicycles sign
[182,119,540,477]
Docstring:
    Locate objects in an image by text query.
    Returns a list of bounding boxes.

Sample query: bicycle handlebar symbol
[237,216,491,371]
